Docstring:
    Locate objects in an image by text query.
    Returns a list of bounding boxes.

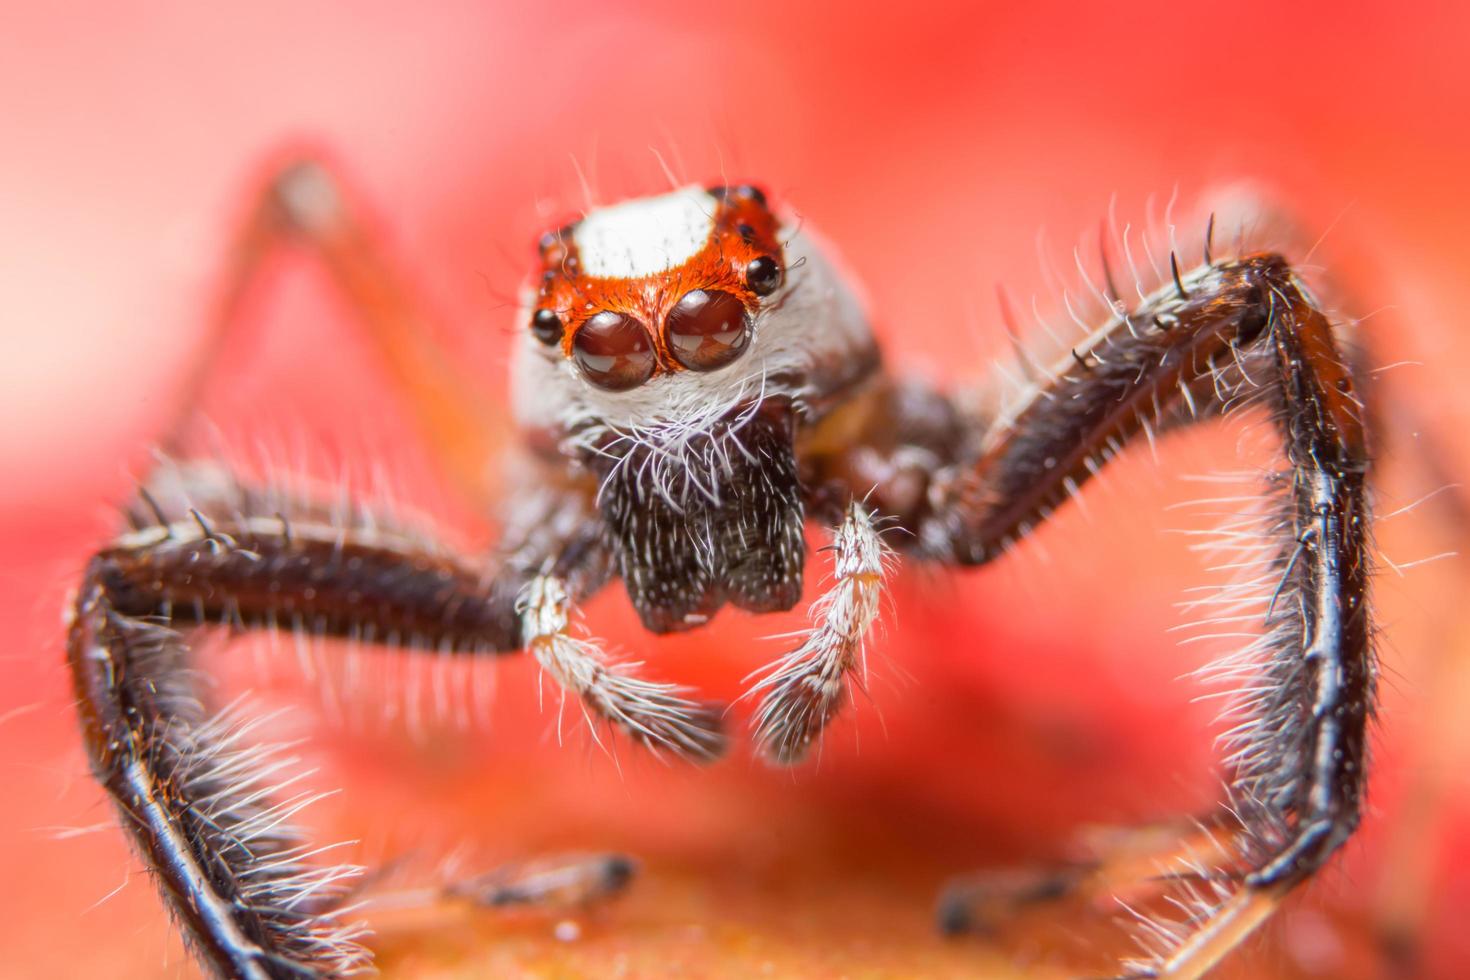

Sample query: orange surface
[3,3,1470,978]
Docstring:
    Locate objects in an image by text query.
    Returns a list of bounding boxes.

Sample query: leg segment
[936,818,1240,938]
[69,464,722,979]
[351,852,636,920]
[914,252,1373,975]
[173,153,507,509]
[443,852,636,910]
[520,574,724,760]
[747,501,891,764]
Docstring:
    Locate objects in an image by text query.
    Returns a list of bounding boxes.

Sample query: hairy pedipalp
[747,502,891,764]
[519,575,726,761]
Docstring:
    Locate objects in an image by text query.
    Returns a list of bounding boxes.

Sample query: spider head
[510,183,879,446]
[524,183,779,390]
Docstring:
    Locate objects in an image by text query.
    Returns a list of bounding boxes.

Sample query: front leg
[69,461,723,979]
[910,249,1372,977]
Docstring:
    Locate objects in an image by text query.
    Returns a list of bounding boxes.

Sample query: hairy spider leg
[169,152,507,510]
[71,460,723,977]
[908,251,1372,979]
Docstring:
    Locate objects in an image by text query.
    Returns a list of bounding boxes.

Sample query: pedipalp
[747,500,891,764]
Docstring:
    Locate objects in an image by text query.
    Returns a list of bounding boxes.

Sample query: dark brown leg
[69,466,719,978]
[914,251,1373,977]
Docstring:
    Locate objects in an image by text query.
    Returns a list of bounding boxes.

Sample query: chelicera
[65,157,1375,979]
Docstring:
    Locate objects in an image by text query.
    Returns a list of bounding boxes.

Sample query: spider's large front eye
[665,289,751,372]
[572,311,656,390]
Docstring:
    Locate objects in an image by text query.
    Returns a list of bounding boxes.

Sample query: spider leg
[441,852,637,910]
[914,252,1372,976]
[345,851,636,920]
[746,501,891,764]
[936,817,1239,938]
[171,151,507,509]
[68,461,723,979]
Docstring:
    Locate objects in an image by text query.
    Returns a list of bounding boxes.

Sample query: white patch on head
[574,185,716,279]
[511,211,875,448]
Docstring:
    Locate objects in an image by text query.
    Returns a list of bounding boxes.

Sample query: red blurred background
[4,2,1470,977]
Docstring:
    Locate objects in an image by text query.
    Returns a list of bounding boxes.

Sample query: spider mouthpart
[745,255,783,296]
[572,310,656,390]
[531,308,564,346]
[594,397,804,634]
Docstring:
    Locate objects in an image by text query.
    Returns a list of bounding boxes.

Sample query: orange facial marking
[529,186,785,382]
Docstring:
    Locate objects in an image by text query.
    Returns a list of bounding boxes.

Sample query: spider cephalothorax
[66,160,1375,980]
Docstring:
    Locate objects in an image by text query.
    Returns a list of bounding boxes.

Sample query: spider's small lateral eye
[531,309,564,346]
[538,223,576,255]
[745,255,784,297]
[733,184,767,206]
[666,289,751,372]
[573,311,656,391]
[707,184,768,207]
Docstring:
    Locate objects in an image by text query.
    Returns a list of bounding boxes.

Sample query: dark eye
[572,311,656,390]
[706,184,768,206]
[665,289,751,372]
[730,184,768,206]
[745,255,783,296]
[538,223,575,255]
[531,309,564,346]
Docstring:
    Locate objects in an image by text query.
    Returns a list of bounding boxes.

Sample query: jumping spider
[66,158,1373,979]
